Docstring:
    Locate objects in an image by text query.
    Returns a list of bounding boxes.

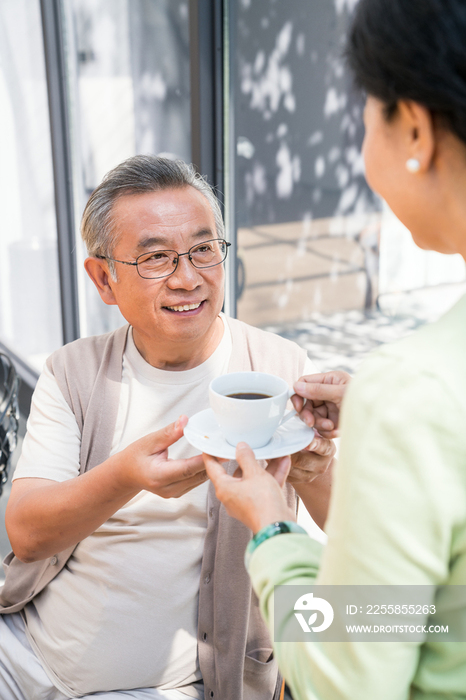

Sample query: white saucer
[184,408,315,460]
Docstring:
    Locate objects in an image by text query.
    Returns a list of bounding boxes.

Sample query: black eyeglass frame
[97,238,231,280]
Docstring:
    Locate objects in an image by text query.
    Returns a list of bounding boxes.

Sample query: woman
[204,0,466,698]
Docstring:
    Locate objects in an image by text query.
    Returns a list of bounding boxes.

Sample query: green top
[249,294,466,700]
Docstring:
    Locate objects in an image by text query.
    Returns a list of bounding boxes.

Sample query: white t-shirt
[13,315,318,697]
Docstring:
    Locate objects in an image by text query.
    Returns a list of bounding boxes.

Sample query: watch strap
[245,520,307,570]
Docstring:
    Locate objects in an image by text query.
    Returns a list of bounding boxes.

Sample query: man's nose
[166,254,201,289]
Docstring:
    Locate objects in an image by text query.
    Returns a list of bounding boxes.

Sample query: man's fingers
[146,415,188,454]
[305,435,336,458]
[162,470,208,498]
[163,454,206,482]
[266,455,291,487]
[287,463,327,483]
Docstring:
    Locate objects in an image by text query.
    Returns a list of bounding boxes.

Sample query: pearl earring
[406,158,421,173]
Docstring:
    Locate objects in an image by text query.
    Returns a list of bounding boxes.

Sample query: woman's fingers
[293,371,351,410]
[291,394,305,413]
[297,405,316,428]
[235,442,261,477]
[205,443,291,492]
[204,444,261,485]
[294,380,346,408]
[315,427,340,440]
[204,448,296,533]
[202,453,230,488]
[292,393,335,431]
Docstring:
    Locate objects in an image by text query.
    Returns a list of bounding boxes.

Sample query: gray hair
[81,155,225,277]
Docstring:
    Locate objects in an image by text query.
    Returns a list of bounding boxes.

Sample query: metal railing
[0,353,20,498]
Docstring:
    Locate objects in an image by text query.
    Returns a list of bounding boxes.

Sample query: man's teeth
[167,302,202,312]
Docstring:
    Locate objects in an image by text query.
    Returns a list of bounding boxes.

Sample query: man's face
[96,186,225,356]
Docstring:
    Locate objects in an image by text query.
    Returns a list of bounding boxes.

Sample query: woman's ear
[398,100,436,173]
[84,257,118,306]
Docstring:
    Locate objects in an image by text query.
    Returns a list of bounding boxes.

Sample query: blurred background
[0,0,465,553]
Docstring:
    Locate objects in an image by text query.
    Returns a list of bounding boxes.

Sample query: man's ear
[84,257,118,306]
[398,100,436,173]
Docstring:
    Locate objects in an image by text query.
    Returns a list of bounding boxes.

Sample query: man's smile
[163,300,206,314]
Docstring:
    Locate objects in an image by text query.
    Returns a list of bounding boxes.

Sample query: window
[0,0,63,373]
[231,0,465,371]
[63,0,191,337]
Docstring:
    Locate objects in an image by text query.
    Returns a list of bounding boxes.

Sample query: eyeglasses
[97,238,231,280]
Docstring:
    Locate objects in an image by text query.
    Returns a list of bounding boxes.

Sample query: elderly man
[0,156,335,700]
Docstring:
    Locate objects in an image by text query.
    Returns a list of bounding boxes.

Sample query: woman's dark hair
[346,0,466,144]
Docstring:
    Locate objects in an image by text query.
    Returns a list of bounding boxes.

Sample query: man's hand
[288,434,336,483]
[7,416,205,563]
[203,444,295,534]
[292,370,351,438]
[266,434,335,484]
[119,416,206,498]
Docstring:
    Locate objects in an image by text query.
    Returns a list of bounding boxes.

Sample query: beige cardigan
[0,316,307,700]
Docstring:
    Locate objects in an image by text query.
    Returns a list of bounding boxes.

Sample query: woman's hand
[264,436,335,530]
[292,370,351,438]
[203,443,296,534]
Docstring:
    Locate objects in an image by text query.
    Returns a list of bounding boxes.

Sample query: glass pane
[0,0,63,373]
[233,0,466,371]
[63,0,191,337]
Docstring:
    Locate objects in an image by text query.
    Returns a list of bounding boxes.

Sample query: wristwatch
[244,520,307,570]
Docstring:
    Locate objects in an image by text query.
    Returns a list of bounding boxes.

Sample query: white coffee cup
[209,371,296,448]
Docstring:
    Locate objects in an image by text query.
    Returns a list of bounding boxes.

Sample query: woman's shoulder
[354,295,466,404]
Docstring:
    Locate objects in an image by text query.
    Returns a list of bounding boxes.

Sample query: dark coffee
[226,392,272,400]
